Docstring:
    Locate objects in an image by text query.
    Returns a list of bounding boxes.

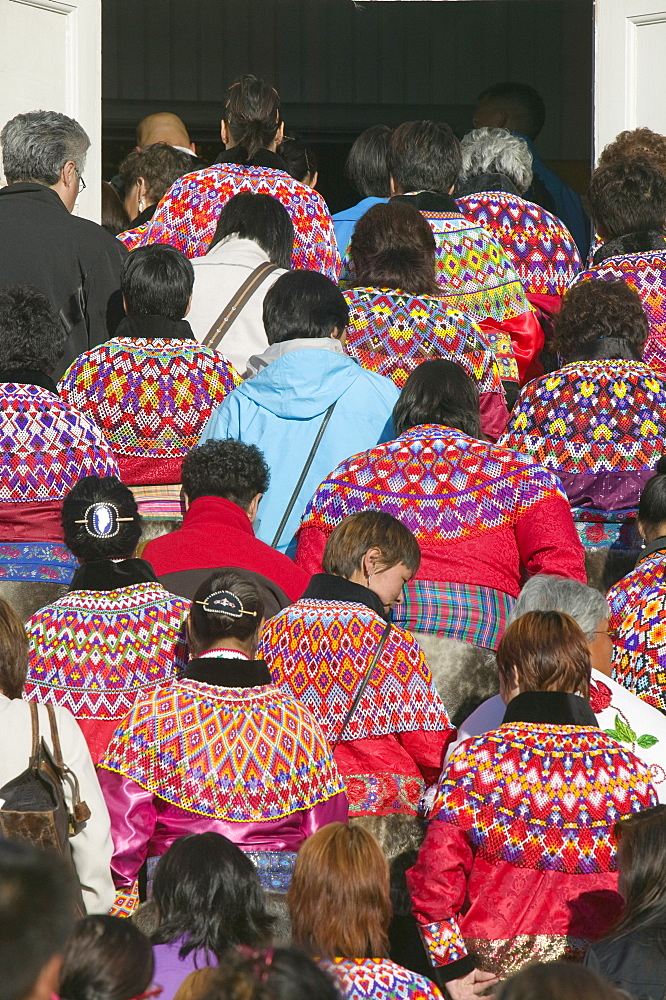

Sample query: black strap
[204,262,278,350]
[333,621,392,750]
[271,401,337,548]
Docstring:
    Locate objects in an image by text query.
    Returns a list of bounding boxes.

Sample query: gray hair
[459,127,533,194]
[1,110,89,185]
[508,575,609,642]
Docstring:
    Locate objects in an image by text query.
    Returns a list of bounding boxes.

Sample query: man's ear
[220,120,230,145]
[247,493,262,523]
[389,176,399,196]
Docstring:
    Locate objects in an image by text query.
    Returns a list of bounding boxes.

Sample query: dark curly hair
[0,285,67,376]
[62,476,142,563]
[349,201,440,296]
[597,128,666,177]
[181,440,269,509]
[60,916,153,1000]
[189,570,264,652]
[393,360,481,439]
[118,142,194,207]
[586,157,666,241]
[553,279,649,363]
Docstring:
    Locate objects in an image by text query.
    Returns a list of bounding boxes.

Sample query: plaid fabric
[0,542,77,583]
[130,484,183,520]
[393,580,514,650]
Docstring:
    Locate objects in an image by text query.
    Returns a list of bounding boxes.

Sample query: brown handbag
[0,703,90,912]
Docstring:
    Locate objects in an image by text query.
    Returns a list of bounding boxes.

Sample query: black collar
[638,536,666,565]
[130,203,157,227]
[593,230,666,265]
[69,558,158,592]
[303,573,388,619]
[0,182,68,211]
[0,369,58,393]
[184,656,272,687]
[215,147,289,171]
[392,191,461,214]
[115,315,196,341]
[502,690,598,727]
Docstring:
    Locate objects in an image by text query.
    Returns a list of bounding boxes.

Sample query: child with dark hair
[260,510,454,822]
[183,947,339,1000]
[150,833,274,999]
[201,270,399,555]
[24,476,189,763]
[98,570,347,917]
[59,244,240,520]
[60,916,154,1000]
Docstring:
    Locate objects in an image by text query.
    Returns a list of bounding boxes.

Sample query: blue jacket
[332,197,388,259]
[199,345,400,554]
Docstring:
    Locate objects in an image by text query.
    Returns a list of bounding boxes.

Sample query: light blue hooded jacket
[199,341,400,555]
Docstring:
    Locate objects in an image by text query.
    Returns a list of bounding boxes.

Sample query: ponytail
[223,75,282,160]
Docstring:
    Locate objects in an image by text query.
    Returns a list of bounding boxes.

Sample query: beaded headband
[73,502,134,539]
[195,590,258,618]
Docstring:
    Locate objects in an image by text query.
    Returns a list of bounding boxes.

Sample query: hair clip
[195,590,258,618]
[73,502,134,539]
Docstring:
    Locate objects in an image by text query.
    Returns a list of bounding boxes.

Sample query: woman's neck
[199,638,255,658]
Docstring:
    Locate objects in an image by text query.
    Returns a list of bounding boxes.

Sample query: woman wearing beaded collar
[98,569,347,917]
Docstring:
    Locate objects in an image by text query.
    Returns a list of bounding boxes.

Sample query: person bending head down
[59,915,153,1000]
[187,569,265,661]
[349,200,440,296]
[553,279,649,364]
[262,270,349,346]
[121,244,194,323]
[322,510,420,615]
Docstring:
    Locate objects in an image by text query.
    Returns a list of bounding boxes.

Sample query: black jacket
[585,926,666,1000]
[0,183,127,379]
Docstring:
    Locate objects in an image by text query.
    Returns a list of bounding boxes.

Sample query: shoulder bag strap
[29,701,40,759]
[45,704,91,825]
[333,621,392,751]
[204,261,278,351]
[271,401,337,549]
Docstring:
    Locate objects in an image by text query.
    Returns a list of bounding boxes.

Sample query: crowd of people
[1,73,666,1000]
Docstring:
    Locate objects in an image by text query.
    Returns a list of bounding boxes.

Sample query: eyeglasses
[595,629,619,641]
[75,169,86,192]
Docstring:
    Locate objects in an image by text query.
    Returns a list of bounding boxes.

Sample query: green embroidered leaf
[637,734,659,749]
[604,729,621,740]
[614,716,636,743]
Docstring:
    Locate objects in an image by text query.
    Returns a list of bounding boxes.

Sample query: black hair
[0,285,67,376]
[209,193,293,270]
[278,137,317,184]
[181,440,269,509]
[607,805,666,948]
[152,834,274,962]
[203,947,340,1000]
[387,121,462,195]
[0,840,75,1000]
[392,360,482,439]
[121,244,194,321]
[476,82,546,140]
[553,279,649,363]
[223,75,282,160]
[587,157,666,242]
[345,125,392,199]
[60,916,153,1000]
[189,570,264,653]
[101,182,130,237]
[119,142,194,208]
[62,476,142,563]
[638,456,666,536]
[262,270,349,345]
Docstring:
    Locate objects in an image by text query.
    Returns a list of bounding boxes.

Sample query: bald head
[136,113,194,151]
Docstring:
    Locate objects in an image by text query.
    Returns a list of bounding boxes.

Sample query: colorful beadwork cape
[135,163,340,278]
[319,958,443,1000]
[0,384,118,504]
[259,598,449,743]
[500,360,666,518]
[299,425,567,548]
[571,251,666,375]
[342,288,505,394]
[59,338,241,485]
[25,582,189,723]
[99,679,346,821]
[613,584,666,712]
[608,551,666,629]
[435,721,656,873]
[457,192,581,296]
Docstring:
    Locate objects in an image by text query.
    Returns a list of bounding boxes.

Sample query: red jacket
[143,496,309,602]
[296,426,586,598]
[407,693,657,984]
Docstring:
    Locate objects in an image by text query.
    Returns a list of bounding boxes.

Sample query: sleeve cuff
[109,883,139,918]
[419,916,469,967]
[434,956,476,986]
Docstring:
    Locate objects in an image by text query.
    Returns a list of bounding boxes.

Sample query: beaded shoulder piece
[320,958,442,1000]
